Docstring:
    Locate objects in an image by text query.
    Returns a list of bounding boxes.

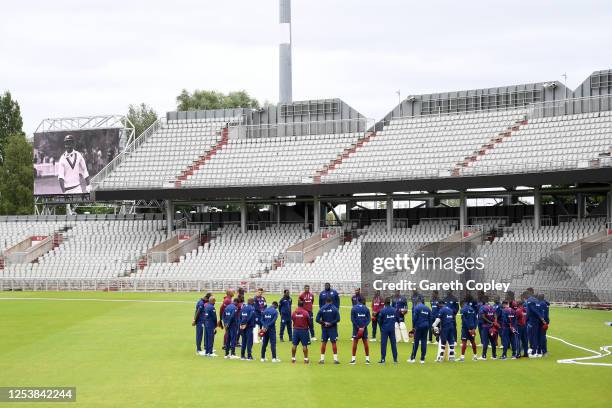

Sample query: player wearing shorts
[291,300,311,364]
[315,296,340,364]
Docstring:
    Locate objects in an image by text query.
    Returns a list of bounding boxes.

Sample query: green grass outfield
[1,291,611,408]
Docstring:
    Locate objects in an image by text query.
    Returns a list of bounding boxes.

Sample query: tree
[0,133,33,214]
[176,89,260,111]
[0,91,25,164]
[127,103,158,137]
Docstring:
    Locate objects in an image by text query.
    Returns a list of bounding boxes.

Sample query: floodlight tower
[279,0,293,103]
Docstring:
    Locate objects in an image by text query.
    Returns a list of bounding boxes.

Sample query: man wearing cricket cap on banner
[57,135,90,194]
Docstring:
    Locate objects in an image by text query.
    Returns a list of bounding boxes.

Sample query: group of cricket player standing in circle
[192,283,550,364]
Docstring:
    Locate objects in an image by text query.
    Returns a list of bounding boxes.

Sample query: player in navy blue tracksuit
[428,291,440,343]
[537,294,550,356]
[316,296,341,364]
[222,299,239,358]
[192,293,211,355]
[260,302,280,362]
[391,290,409,342]
[378,298,399,364]
[432,301,457,362]
[253,288,267,344]
[319,282,340,308]
[460,300,478,361]
[279,289,293,341]
[350,298,371,364]
[239,298,256,360]
[409,298,432,363]
[479,303,498,359]
[500,300,519,359]
[444,291,459,345]
[203,297,217,356]
[525,292,545,357]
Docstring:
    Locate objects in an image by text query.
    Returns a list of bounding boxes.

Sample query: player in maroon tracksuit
[371,290,384,342]
[219,290,234,347]
[299,285,316,339]
[291,300,311,363]
[514,301,529,357]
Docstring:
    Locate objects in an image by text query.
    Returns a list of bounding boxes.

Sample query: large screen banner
[33,129,121,196]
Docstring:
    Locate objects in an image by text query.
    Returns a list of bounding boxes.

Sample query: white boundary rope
[549,335,612,367]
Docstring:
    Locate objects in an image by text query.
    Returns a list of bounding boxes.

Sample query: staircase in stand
[174,127,229,187]
[313,131,376,183]
[452,118,528,176]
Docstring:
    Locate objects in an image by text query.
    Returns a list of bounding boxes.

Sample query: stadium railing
[1,279,608,302]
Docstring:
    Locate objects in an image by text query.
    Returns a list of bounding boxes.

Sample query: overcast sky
[2,0,611,135]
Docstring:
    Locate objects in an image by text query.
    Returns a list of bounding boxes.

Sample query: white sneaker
[197,351,206,356]
[449,356,455,362]
[350,359,356,365]
[479,356,487,361]
[224,355,230,359]
[272,358,281,363]
[261,358,266,362]
[420,360,425,364]
[472,355,479,361]
[230,355,240,360]
[370,338,377,342]
[311,337,317,341]
[209,353,218,358]
[408,359,415,363]
[459,356,465,361]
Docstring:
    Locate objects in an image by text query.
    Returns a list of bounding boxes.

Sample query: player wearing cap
[391,290,409,343]
[431,300,456,362]
[459,300,478,361]
[222,298,240,359]
[409,297,432,364]
[291,300,311,364]
[260,302,280,363]
[370,290,384,342]
[299,285,316,340]
[350,297,371,364]
[239,298,256,360]
[57,135,90,194]
[316,296,341,364]
[377,298,399,364]
[279,289,293,342]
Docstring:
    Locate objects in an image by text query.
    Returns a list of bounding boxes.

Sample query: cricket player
[253,288,267,343]
[291,300,311,364]
[537,294,550,356]
[316,296,341,364]
[222,298,240,359]
[203,297,218,357]
[279,289,293,342]
[409,298,432,364]
[377,298,399,364]
[479,303,498,360]
[319,282,340,308]
[391,290,409,342]
[239,298,256,360]
[514,300,529,358]
[299,285,316,340]
[525,289,545,357]
[428,290,440,343]
[57,135,90,194]
[432,300,456,362]
[192,293,210,356]
[371,290,384,342]
[219,290,234,344]
[351,288,365,306]
[500,300,518,359]
[444,290,459,345]
[350,298,371,364]
[460,300,478,361]
[260,301,280,362]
